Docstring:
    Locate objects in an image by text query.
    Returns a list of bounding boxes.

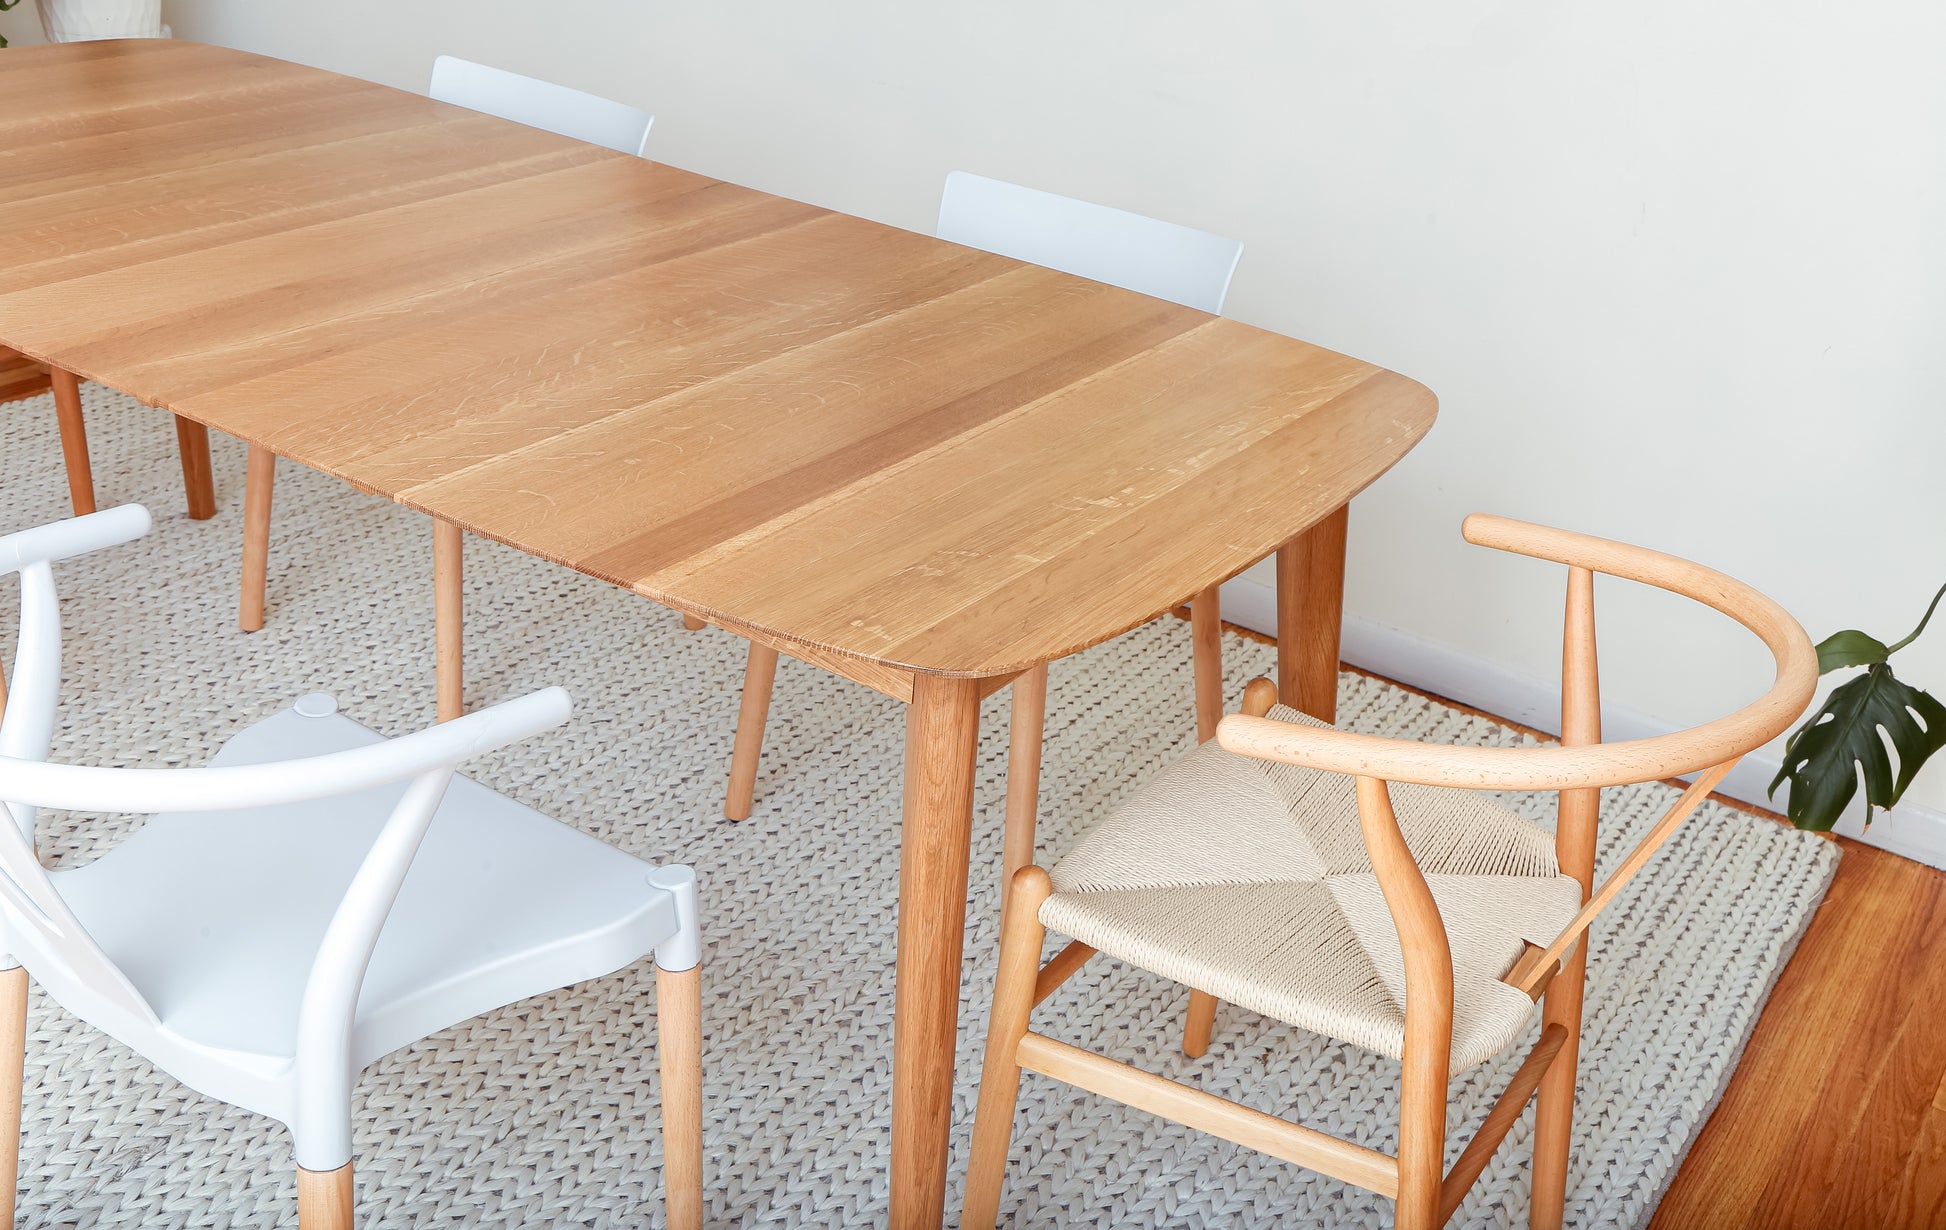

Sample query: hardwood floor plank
[1649,839,1946,1229]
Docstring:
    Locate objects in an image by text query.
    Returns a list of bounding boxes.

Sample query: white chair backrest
[937,171,1243,314]
[0,507,572,1046]
[428,56,654,157]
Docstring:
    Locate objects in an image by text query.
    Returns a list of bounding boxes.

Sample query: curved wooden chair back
[964,512,1818,1230]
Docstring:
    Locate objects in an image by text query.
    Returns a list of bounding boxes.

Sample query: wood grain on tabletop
[0,39,1435,679]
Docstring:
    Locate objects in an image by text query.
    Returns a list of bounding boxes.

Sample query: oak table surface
[0,39,1438,1228]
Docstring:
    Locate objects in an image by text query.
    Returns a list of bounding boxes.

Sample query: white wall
[105,2,1946,833]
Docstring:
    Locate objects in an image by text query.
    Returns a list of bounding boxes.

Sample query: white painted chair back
[937,171,1242,313]
[0,508,583,1151]
[429,56,654,156]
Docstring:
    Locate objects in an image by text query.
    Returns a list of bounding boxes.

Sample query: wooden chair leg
[1182,989,1218,1058]
[238,444,276,631]
[681,613,705,631]
[962,866,1052,1230]
[1191,584,1222,742]
[724,642,778,820]
[173,417,217,520]
[49,368,95,517]
[1529,970,1583,1230]
[656,961,704,1230]
[434,520,464,723]
[0,965,28,1229]
[297,1163,353,1230]
[1000,663,1048,918]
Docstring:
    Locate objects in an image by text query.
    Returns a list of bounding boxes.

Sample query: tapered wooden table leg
[434,520,464,722]
[174,417,217,520]
[1276,504,1348,723]
[890,673,981,1230]
[49,368,95,517]
[238,444,276,631]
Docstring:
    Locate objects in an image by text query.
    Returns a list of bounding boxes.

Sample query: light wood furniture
[718,170,1248,898]
[963,515,1819,1230]
[0,506,705,1230]
[233,56,656,698]
[4,347,213,521]
[0,41,1436,1228]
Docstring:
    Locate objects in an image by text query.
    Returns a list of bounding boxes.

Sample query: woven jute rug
[1,387,1838,1228]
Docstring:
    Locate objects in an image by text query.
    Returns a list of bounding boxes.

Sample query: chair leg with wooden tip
[724,642,778,820]
[656,961,704,1230]
[49,368,95,517]
[238,444,276,631]
[296,1163,354,1230]
[0,965,28,1228]
[1191,584,1222,742]
[681,614,705,632]
[963,866,1052,1230]
[1000,663,1048,918]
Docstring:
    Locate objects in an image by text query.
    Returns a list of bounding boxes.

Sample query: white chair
[429,56,655,156]
[936,171,1242,314]
[962,516,1818,1229]
[237,57,659,722]
[0,507,704,1230]
[720,174,1243,907]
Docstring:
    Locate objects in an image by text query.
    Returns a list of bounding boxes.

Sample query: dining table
[0,39,1437,1228]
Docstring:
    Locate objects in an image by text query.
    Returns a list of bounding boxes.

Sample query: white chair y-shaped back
[0,507,703,1230]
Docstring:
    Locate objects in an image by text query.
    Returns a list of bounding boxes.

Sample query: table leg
[173,417,217,520]
[238,444,276,631]
[890,673,981,1230]
[49,368,95,517]
[1276,503,1348,723]
[434,519,464,722]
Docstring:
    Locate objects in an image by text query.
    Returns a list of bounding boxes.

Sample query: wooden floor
[1649,831,1946,1229]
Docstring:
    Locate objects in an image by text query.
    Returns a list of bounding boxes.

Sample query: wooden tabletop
[0,40,1435,680]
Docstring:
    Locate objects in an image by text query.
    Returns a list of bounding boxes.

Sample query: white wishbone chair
[719,173,1246,892]
[235,58,657,724]
[0,506,703,1230]
[964,514,1817,1229]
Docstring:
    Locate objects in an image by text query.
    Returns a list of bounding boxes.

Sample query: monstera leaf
[0,0,17,49]
[1770,581,1946,831]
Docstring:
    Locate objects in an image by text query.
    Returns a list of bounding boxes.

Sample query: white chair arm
[0,505,151,576]
[0,688,572,814]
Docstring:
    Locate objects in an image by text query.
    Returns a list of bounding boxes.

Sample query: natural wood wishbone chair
[964,513,1818,1230]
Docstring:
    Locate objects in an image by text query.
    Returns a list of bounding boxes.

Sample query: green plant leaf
[1769,662,1946,831]
[1815,629,1890,674]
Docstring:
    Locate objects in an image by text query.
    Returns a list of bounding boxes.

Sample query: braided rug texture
[0,387,1838,1228]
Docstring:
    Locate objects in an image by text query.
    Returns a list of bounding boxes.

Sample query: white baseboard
[1217,574,1946,870]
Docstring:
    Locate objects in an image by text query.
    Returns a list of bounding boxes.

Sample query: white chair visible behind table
[717,172,1245,909]
[235,56,659,725]
[0,505,704,1230]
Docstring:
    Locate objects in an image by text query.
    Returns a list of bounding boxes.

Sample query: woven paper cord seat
[1041,705,1583,1071]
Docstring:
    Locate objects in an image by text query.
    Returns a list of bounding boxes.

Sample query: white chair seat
[52,698,676,1097]
[1042,705,1581,1071]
